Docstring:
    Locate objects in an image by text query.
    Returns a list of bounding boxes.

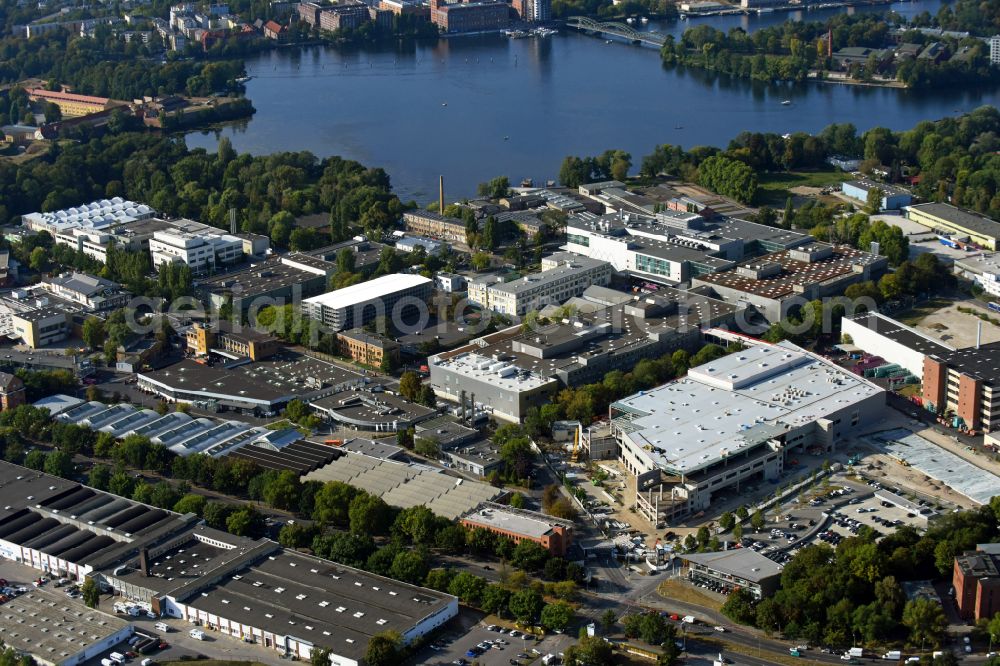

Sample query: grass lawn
[657,578,723,612]
[757,168,851,205]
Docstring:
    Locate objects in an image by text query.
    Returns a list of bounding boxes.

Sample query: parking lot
[735,472,937,566]
[0,558,282,666]
[410,617,574,666]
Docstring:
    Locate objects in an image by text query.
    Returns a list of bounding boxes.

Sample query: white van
[101,659,114,666]
[109,652,126,664]
[154,622,170,633]
[189,629,205,640]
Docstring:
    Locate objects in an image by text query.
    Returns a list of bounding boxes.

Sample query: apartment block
[336,328,400,367]
[430,0,510,33]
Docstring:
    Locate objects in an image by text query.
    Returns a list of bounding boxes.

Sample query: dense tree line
[0,31,246,101]
[660,13,995,88]
[557,150,633,188]
[0,133,404,242]
[721,500,1000,650]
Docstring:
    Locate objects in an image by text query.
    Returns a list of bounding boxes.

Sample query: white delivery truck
[189,629,205,640]
[883,650,902,660]
[849,647,864,658]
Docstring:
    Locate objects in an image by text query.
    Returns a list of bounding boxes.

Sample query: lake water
[186,0,1000,202]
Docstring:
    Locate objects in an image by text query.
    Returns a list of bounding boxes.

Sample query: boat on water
[781,100,792,105]
[504,29,529,38]
[640,16,649,23]
[626,17,635,23]
[756,7,774,12]
[521,178,534,187]
[235,76,252,84]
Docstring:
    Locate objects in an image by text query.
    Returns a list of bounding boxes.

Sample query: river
[186,0,998,202]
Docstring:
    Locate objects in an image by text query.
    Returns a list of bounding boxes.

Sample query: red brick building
[953,545,1000,621]
[921,344,1000,433]
[460,502,574,556]
[0,372,26,411]
[430,0,509,33]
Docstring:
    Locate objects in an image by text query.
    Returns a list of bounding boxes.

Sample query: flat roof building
[137,353,366,415]
[565,212,808,286]
[309,386,438,432]
[954,546,1000,622]
[841,179,913,210]
[923,342,1000,433]
[682,549,783,599]
[303,274,432,332]
[149,228,244,274]
[841,312,954,380]
[196,257,329,315]
[0,460,457,666]
[430,0,510,33]
[468,252,613,316]
[905,202,1000,251]
[429,287,740,422]
[460,502,574,556]
[0,586,133,666]
[613,341,885,525]
[693,242,888,322]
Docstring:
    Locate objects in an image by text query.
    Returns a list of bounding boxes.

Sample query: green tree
[80,577,100,608]
[225,506,266,538]
[43,450,73,478]
[564,635,614,665]
[365,631,402,666]
[349,493,392,535]
[902,598,947,648]
[508,589,544,624]
[540,602,574,633]
[173,493,207,516]
[751,509,765,531]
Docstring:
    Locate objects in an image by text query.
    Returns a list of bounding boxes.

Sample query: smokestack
[469,393,475,425]
[439,175,445,215]
[459,389,467,421]
[139,548,150,577]
[977,320,982,349]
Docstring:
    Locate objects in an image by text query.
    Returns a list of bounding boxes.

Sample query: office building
[0,461,458,666]
[954,545,1000,621]
[39,272,130,312]
[904,202,1000,251]
[303,274,432,332]
[682,549,783,599]
[841,179,913,210]
[922,343,1000,432]
[185,321,282,361]
[990,35,1000,65]
[336,328,400,367]
[565,211,808,286]
[430,0,510,33]
[435,272,467,293]
[612,341,885,525]
[460,503,574,556]
[693,242,888,322]
[468,253,613,316]
[149,228,244,274]
[403,210,470,243]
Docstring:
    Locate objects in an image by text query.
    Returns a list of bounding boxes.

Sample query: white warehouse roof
[303,273,431,311]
